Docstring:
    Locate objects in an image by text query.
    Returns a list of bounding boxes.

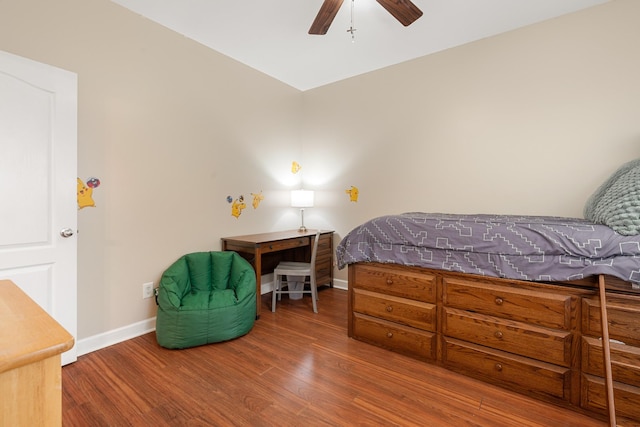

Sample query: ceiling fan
[309,0,423,35]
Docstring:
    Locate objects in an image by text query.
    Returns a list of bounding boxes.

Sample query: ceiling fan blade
[309,0,344,35]
[376,0,423,27]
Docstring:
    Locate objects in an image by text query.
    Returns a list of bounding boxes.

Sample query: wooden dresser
[349,263,437,361]
[441,275,585,406]
[0,280,74,427]
[348,262,640,423]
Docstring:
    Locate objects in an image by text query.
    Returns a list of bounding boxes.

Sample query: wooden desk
[0,280,74,427]
[221,229,334,317]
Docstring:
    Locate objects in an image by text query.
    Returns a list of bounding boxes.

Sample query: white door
[0,50,77,365]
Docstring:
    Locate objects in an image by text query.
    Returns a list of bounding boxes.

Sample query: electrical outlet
[142,282,154,299]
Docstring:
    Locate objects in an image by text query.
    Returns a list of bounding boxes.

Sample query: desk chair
[272,231,320,313]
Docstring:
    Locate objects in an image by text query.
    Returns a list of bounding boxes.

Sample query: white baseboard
[332,278,348,290]
[76,277,348,357]
[260,277,348,293]
[76,317,156,357]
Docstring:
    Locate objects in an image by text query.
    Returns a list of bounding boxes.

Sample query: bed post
[598,274,616,427]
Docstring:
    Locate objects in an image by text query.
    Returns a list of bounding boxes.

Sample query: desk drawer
[353,288,436,331]
[352,312,436,361]
[260,237,309,254]
[443,338,571,401]
[317,234,332,254]
[443,307,572,366]
[316,263,332,287]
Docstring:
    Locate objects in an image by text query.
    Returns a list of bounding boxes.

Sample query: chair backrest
[310,231,320,280]
[184,251,235,292]
[158,251,256,309]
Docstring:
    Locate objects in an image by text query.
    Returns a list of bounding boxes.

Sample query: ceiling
[110,0,609,91]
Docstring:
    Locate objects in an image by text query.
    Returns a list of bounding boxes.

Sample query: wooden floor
[62,288,607,426]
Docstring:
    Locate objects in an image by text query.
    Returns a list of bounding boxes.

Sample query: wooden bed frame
[347,262,640,426]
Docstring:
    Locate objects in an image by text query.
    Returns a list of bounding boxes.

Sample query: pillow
[584,158,640,235]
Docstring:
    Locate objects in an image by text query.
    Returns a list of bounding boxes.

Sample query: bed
[336,212,640,288]
[336,160,640,424]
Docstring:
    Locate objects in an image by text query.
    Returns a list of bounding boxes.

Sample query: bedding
[336,212,640,286]
[584,158,640,236]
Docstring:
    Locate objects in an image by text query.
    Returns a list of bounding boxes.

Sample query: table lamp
[291,189,314,232]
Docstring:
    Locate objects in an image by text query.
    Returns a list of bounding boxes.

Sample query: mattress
[336,212,640,285]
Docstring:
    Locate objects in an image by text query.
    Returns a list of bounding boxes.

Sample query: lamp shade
[291,190,314,208]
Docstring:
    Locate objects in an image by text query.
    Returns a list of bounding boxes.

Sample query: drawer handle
[494,331,503,339]
[386,332,393,339]
[386,278,393,285]
[386,305,393,312]
[495,363,503,372]
[495,297,504,305]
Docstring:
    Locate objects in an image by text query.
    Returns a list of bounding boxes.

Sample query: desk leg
[254,247,262,319]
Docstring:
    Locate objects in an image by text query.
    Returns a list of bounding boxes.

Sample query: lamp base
[298,208,308,233]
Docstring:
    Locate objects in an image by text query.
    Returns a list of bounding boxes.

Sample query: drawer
[443,307,572,366]
[260,237,309,254]
[443,278,572,330]
[315,264,332,286]
[353,288,436,331]
[581,336,640,388]
[317,248,332,262]
[317,234,332,253]
[581,373,640,421]
[582,296,640,346]
[351,312,436,361]
[352,264,436,303]
[317,249,331,262]
[316,254,331,269]
[442,337,571,401]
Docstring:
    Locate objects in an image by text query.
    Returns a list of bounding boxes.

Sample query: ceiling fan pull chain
[347,0,357,42]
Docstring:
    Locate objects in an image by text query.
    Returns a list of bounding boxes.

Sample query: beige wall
[0,0,303,339]
[302,0,640,282]
[1,0,639,344]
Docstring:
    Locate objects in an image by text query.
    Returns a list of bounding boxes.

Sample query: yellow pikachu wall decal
[291,161,301,174]
[77,177,96,209]
[231,195,247,218]
[346,185,359,202]
[251,191,264,209]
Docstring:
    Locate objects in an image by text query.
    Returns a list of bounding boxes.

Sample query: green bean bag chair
[155,251,256,349]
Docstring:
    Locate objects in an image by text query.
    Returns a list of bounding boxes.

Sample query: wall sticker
[291,161,302,174]
[346,185,359,202]
[230,195,246,219]
[77,177,101,209]
[251,191,264,209]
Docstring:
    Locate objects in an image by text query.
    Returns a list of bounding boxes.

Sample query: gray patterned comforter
[336,213,640,285]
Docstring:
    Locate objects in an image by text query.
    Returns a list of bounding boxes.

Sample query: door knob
[60,228,74,238]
